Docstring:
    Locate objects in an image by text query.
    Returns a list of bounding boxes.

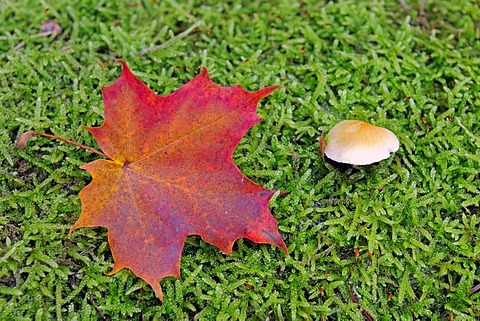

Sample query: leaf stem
[16,131,109,159]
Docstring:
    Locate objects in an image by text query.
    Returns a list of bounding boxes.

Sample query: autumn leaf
[69,61,287,300]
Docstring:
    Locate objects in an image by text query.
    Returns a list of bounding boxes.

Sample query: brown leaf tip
[277,240,288,254]
[116,59,133,78]
[253,85,281,101]
[117,59,128,70]
[198,66,210,80]
[151,282,164,301]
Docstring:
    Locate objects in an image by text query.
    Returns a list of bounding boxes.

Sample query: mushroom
[323,120,399,165]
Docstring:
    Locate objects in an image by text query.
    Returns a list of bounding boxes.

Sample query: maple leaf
[70,61,287,300]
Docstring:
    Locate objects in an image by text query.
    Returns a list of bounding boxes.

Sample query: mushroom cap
[324,120,399,165]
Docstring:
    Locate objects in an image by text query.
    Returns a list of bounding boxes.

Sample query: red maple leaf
[70,61,287,300]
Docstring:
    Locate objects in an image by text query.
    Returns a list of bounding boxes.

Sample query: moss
[1,0,479,319]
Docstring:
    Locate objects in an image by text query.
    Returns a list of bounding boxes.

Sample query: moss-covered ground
[1,0,479,319]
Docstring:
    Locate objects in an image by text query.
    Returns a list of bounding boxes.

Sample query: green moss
[1,0,479,319]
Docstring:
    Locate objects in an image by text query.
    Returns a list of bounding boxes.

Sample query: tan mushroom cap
[324,120,399,165]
